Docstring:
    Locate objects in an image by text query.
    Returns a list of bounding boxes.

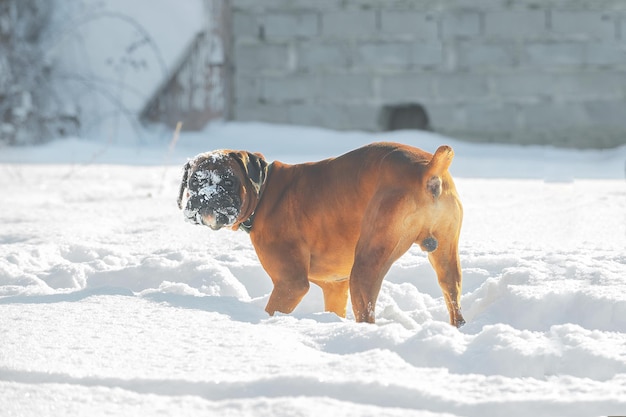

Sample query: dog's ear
[246,152,269,194]
[177,161,192,210]
[425,145,454,199]
[231,151,269,195]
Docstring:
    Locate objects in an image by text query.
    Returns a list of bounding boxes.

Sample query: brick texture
[229,0,626,148]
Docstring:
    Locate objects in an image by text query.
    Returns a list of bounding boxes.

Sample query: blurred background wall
[224,0,626,148]
[3,0,626,149]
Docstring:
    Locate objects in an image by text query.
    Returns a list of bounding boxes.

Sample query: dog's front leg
[257,243,311,316]
[265,278,310,316]
[314,279,350,318]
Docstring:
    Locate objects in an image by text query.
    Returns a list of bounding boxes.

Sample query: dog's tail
[424,145,454,199]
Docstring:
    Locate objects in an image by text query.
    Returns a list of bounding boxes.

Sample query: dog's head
[177,150,268,230]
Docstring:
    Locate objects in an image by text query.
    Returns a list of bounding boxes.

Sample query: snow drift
[1,123,625,416]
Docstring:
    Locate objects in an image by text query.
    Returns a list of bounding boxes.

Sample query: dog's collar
[239,213,255,234]
[239,162,273,234]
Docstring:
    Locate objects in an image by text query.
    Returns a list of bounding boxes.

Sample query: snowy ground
[1,123,626,416]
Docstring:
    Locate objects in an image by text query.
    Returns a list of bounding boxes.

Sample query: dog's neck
[238,162,273,234]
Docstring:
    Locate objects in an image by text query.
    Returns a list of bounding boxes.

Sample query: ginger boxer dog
[177,142,465,327]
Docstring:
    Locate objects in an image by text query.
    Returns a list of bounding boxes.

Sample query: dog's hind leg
[349,191,416,323]
[428,239,465,328]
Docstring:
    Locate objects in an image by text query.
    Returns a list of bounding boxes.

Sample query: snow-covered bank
[2,122,625,179]
[1,124,625,416]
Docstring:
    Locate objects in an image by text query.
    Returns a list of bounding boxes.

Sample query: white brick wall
[441,11,482,39]
[551,11,615,39]
[228,0,626,148]
[484,11,547,38]
[263,13,319,39]
[380,11,438,39]
[322,11,377,37]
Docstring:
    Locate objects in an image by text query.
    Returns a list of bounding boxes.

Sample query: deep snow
[1,123,626,416]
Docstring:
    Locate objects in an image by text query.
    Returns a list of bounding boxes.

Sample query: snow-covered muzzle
[180,153,242,230]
